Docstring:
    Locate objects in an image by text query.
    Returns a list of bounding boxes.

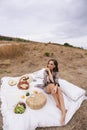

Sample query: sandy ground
[0,41,87,130]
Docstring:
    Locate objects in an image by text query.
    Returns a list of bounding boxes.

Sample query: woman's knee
[46,88,51,94]
[47,84,54,90]
[46,84,53,93]
[47,84,55,94]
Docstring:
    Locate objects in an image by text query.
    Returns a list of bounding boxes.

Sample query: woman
[43,59,66,125]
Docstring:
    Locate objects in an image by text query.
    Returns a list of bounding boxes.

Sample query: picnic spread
[0,68,86,130]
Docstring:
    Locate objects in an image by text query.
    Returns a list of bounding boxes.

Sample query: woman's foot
[60,110,67,126]
[60,113,65,126]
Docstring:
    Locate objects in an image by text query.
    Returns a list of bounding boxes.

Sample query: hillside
[0,38,87,130]
[0,35,30,42]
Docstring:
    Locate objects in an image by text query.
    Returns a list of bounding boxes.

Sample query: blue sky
[0,0,87,49]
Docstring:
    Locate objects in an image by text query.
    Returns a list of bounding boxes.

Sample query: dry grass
[0,44,25,59]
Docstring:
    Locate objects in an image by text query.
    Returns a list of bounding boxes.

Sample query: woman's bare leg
[52,87,67,125]
[46,84,66,125]
[51,89,61,110]
[46,84,61,110]
[57,87,66,125]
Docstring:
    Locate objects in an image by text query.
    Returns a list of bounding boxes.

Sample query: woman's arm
[45,68,54,83]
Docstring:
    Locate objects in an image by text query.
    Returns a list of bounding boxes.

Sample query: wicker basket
[26,92,47,109]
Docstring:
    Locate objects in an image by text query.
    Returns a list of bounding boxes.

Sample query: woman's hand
[45,67,50,74]
[45,68,54,83]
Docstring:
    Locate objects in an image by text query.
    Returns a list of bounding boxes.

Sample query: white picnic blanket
[0,69,86,130]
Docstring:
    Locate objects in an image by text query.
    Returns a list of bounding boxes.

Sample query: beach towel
[0,69,86,130]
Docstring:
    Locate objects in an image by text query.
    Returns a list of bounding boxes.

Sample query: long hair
[47,59,59,72]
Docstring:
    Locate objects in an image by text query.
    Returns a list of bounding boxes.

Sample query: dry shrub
[0,44,25,59]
